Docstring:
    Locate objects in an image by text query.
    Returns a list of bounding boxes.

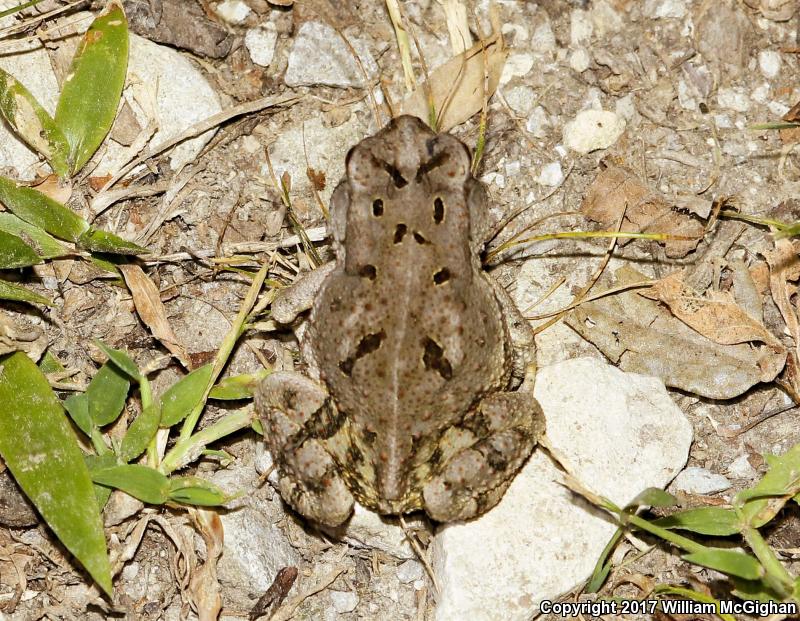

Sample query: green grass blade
[0,278,51,305]
[0,176,88,242]
[94,340,140,382]
[119,380,160,462]
[208,369,270,400]
[0,352,112,595]
[0,229,41,267]
[0,68,69,176]
[168,476,229,506]
[77,227,148,255]
[0,212,69,259]
[682,549,763,581]
[54,1,129,175]
[161,364,213,427]
[85,362,130,426]
[653,507,740,536]
[626,487,677,509]
[91,464,169,504]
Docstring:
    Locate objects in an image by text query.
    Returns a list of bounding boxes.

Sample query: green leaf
[0,278,51,305]
[0,176,88,241]
[626,487,677,509]
[209,369,270,400]
[119,399,160,462]
[0,352,111,595]
[0,212,69,259]
[91,464,169,505]
[77,227,148,255]
[683,549,763,580]
[85,362,130,427]
[0,68,69,176]
[95,340,140,382]
[54,1,129,175]
[737,443,800,527]
[64,392,92,436]
[0,229,41,267]
[39,350,66,374]
[653,507,740,536]
[731,577,786,603]
[84,452,117,508]
[161,364,213,427]
[585,527,623,593]
[168,476,229,506]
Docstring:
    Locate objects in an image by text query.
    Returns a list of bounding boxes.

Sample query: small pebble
[396,559,423,583]
[526,106,550,138]
[245,23,277,67]
[672,467,731,495]
[500,53,535,85]
[563,109,625,154]
[569,48,590,73]
[758,50,781,78]
[570,9,593,45]
[538,162,564,187]
[330,590,359,613]
[215,0,251,24]
[716,87,751,112]
[727,454,757,479]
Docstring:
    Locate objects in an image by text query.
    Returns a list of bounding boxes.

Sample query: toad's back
[306,116,511,511]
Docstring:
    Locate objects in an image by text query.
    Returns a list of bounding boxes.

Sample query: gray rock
[563,109,625,153]
[432,358,693,621]
[285,21,378,88]
[671,467,732,495]
[245,23,278,67]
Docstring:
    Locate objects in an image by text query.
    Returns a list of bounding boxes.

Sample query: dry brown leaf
[581,164,704,258]
[31,174,72,204]
[566,266,786,399]
[119,264,190,368]
[398,34,506,132]
[651,270,783,348]
[189,509,223,621]
[765,239,800,350]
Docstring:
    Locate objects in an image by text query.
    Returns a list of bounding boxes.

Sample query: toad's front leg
[256,372,355,527]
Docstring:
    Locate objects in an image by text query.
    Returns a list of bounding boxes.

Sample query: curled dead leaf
[398,33,506,132]
[582,164,704,258]
[119,264,190,368]
[565,266,786,399]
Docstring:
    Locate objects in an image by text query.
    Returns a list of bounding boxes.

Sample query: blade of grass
[54,1,129,175]
[0,352,111,595]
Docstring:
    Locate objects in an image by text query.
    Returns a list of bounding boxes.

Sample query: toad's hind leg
[422,388,545,522]
[256,372,355,527]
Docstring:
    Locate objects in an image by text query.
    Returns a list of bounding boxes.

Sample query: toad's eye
[433,268,450,284]
[433,197,444,223]
[372,198,384,216]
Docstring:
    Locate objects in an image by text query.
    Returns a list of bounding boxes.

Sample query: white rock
[758,50,781,78]
[0,23,220,180]
[330,590,359,613]
[480,172,505,188]
[615,93,636,120]
[432,358,692,621]
[563,109,626,154]
[727,454,757,479]
[570,9,593,46]
[677,80,697,110]
[396,559,424,583]
[752,83,770,104]
[645,0,687,19]
[538,161,564,186]
[531,20,556,52]
[331,503,418,559]
[569,48,591,73]
[266,115,364,207]
[717,87,751,112]
[285,21,378,88]
[671,467,731,494]
[500,52,535,85]
[590,0,623,35]
[526,106,550,138]
[504,85,537,116]
[501,23,529,43]
[211,460,304,598]
[768,101,790,117]
[505,160,521,177]
[245,23,278,67]
[215,0,251,24]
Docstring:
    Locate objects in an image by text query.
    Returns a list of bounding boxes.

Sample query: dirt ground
[1,0,800,619]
